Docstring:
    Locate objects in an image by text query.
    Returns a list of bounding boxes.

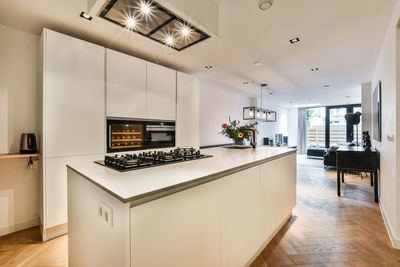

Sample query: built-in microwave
[107,118,175,153]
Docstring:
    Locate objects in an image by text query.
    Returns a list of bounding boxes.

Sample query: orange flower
[222,123,228,128]
[238,132,244,138]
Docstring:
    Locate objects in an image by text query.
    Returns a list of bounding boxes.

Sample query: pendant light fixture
[243,83,276,122]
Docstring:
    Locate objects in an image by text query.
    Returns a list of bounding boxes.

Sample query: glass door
[306,107,326,148]
[326,104,362,148]
[329,108,348,146]
[353,107,362,145]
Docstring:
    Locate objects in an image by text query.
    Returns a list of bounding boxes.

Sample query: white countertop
[67,146,296,205]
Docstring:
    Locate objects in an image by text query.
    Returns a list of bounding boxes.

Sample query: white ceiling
[0,0,395,107]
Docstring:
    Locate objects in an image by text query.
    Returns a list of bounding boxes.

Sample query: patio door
[326,105,361,147]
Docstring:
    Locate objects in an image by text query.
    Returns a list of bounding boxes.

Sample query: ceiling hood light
[311,67,319,71]
[243,81,249,85]
[126,17,136,28]
[253,61,263,66]
[289,38,300,44]
[181,27,190,36]
[345,96,350,98]
[323,84,330,87]
[98,0,210,51]
[258,0,274,10]
[205,65,213,69]
[165,36,174,46]
[140,2,151,15]
[80,11,92,20]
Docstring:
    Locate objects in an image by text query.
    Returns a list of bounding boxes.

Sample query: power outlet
[98,201,113,228]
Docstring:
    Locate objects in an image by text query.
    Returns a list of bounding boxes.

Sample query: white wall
[287,108,298,147]
[256,106,289,146]
[370,0,400,248]
[199,81,251,146]
[361,82,372,133]
[199,81,291,147]
[0,24,40,235]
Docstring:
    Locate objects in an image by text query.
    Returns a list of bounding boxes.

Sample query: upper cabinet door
[176,72,200,147]
[44,29,105,158]
[106,49,147,119]
[146,62,176,120]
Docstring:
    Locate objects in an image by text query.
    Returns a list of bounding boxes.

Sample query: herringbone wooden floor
[251,155,400,266]
[1,155,399,266]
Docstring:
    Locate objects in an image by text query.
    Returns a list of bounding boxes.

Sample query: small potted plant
[219,117,258,146]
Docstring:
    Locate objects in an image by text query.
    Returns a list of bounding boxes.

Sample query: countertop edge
[67,149,297,206]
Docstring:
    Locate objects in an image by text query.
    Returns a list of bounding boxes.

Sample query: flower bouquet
[219,117,258,145]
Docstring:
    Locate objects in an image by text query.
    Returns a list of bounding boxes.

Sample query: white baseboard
[41,223,68,242]
[0,217,39,236]
[379,202,400,249]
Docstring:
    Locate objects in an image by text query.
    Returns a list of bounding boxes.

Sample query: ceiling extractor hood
[91,0,211,51]
[243,84,277,122]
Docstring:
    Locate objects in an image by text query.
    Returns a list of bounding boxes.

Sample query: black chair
[323,149,337,168]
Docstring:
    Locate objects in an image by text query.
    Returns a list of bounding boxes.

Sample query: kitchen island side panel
[130,153,296,267]
[67,168,131,267]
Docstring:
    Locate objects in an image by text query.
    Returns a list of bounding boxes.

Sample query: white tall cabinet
[146,62,176,120]
[39,29,105,241]
[106,49,147,118]
[176,72,200,147]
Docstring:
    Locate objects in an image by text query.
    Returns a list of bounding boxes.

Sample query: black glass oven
[107,118,175,153]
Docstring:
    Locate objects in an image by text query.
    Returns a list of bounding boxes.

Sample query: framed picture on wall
[372,81,381,141]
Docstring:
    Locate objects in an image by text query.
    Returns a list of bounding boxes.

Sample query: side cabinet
[44,29,105,158]
[176,72,200,147]
[40,28,106,240]
[106,49,147,118]
[45,155,103,229]
[146,62,176,120]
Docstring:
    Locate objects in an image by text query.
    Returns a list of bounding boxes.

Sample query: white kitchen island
[67,146,297,267]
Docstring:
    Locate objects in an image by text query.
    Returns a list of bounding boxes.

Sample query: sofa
[307,147,327,158]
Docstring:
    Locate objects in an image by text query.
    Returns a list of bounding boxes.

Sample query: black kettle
[20,133,37,154]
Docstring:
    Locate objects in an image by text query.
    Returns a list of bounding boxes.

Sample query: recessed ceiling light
[126,17,136,28]
[205,65,213,69]
[323,84,330,87]
[254,61,263,66]
[243,81,249,85]
[289,38,300,44]
[140,2,151,15]
[258,0,274,10]
[311,67,319,72]
[80,11,92,21]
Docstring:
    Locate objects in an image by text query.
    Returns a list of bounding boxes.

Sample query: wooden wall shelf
[0,153,40,160]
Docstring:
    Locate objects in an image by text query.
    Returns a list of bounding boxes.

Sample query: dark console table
[336,146,379,202]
